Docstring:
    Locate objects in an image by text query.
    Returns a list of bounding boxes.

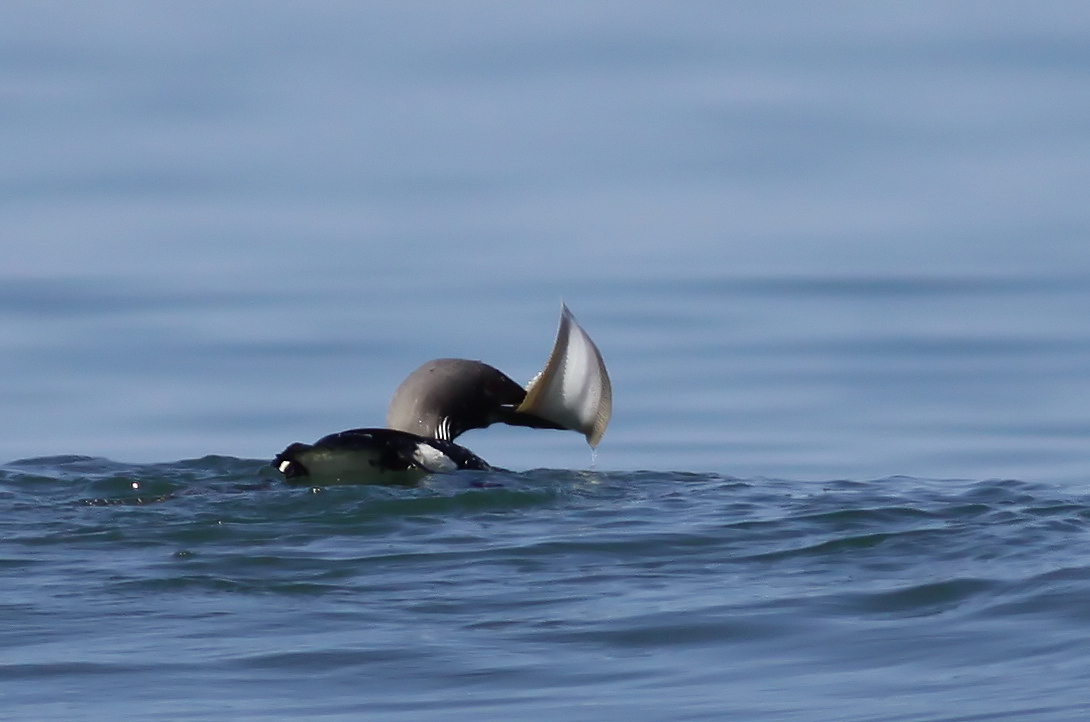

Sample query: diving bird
[273,304,611,484]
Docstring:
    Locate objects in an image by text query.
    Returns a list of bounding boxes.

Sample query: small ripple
[0,661,157,680]
[978,565,1090,623]
[524,609,807,650]
[823,578,1003,619]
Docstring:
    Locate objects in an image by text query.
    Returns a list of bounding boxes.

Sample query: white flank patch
[412,443,458,473]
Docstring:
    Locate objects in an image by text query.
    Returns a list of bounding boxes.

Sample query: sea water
[4,460,1090,721]
[3,3,1090,720]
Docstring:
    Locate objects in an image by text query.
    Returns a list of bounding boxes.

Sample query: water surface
[2,2,1090,720]
[4,458,1090,720]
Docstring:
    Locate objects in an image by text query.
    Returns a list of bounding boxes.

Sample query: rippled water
[4,457,1090,721]
[4,2,1090,720]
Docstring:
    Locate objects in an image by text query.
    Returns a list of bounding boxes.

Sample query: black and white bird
[273,304,611,485]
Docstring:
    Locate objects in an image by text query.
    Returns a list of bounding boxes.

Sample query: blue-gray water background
[3,2,1090,720]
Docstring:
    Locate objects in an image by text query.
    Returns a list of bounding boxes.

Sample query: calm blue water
[3,2,1090,720]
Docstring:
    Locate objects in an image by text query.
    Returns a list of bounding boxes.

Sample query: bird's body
[273,304,611,485]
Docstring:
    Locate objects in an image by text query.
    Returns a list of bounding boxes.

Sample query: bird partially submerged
[274,304,612,484]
